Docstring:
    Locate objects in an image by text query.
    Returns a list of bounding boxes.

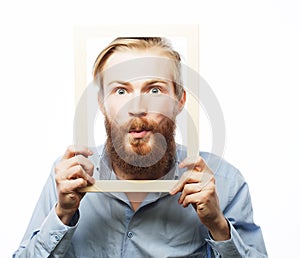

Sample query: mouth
[129,129,151,139]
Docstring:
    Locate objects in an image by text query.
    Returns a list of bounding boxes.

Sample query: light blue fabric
[13,144,267,257]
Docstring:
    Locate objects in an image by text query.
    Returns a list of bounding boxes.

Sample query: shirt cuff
[33,205,79,256]
[206,219,246,257]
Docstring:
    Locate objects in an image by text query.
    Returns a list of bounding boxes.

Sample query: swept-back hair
[93,37,184,100]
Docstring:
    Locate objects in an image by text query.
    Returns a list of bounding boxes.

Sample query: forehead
[101,49,175,85]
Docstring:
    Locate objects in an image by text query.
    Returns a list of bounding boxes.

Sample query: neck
[112,164,152,212]
[126,192,148,212]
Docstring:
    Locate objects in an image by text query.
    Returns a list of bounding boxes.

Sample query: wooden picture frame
[74,25,199,192]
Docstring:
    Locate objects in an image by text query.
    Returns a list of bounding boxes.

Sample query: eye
[149,87,161,94]
[116,88,127,95]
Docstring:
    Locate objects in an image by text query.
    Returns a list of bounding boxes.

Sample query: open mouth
[127,119,155,139]
[129,129,151,138]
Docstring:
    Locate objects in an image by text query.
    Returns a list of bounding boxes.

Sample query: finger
[178,182,204,204]
[181,188,214,208]
[62,145,93,160]
[178,176,214,204]
[170,170,214,195]
[73,155,94,176]
[63,155,94,176]
[178,156,206,171]
[181,191,203,208]
[170,170,202,195]
[68,165,95,185]
[59,178,90,194]
[181,181,215,206]
[178,183,203,204]
[57,165,95,185]
[55,156,94,179]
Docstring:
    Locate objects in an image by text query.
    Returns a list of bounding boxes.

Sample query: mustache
[121,117,158,133]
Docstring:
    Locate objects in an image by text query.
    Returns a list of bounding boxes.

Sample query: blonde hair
[93,37,184,100]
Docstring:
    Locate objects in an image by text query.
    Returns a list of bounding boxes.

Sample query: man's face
[100,49,185,178]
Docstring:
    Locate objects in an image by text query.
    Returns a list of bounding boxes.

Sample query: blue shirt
[13,145,267,257]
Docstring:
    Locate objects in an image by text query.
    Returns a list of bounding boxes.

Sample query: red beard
[105,116,176,180]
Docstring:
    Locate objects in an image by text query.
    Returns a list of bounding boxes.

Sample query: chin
[125,137,154,156]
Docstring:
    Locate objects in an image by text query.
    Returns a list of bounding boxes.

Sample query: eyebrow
[107,79,169,87]
[107,80,130,86]
[145,79,169,86]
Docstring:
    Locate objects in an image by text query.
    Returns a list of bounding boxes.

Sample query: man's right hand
[54,146,95,225]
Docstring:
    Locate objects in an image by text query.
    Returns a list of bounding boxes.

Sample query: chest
[69,193,209,257]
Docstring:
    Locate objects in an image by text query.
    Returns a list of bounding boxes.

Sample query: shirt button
[127,231,133,239]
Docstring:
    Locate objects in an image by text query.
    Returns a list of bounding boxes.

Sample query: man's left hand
[170,156,230,241]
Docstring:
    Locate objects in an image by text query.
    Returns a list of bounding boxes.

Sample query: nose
[128,94,147,117]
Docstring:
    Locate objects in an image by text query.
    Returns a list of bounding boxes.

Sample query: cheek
[103,96,129,123]
[146,95,177,119]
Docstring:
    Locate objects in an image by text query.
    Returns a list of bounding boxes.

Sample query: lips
[129,129,150,138]
[127,118,155,139]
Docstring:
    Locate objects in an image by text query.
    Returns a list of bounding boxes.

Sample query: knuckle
[88,163,94,174]
[181,187,188,196]
[184,195,191,205]
[77,178,86,185]
[196,182,203,192]
[91,162,94,170]
[206,180,215,190]
[201,195,209,203]
[75,164,83,172]
[210,176,216,184]
[204,188,215,200]
[209,187,216,197]
[55,165,64,176]
[75,154,84,161]
[57,181,68,193]
[184,183,193,194]
[79,178,88,187]
[73,155,82,166]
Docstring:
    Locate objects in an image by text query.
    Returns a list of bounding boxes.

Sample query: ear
[176,90,186,114]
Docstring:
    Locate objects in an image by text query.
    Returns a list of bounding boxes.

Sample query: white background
[1,1,299,257]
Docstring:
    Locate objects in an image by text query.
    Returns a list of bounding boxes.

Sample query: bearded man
[14,37,267,257]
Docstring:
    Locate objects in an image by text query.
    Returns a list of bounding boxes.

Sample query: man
[14,37,267,257]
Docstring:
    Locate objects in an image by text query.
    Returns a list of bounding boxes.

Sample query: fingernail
[89,177,95,184]
[169,187,177,195]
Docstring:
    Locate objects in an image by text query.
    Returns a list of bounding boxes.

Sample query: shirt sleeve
[207,220,267,257]
[206,170,268,257]
[13,162,78,258]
